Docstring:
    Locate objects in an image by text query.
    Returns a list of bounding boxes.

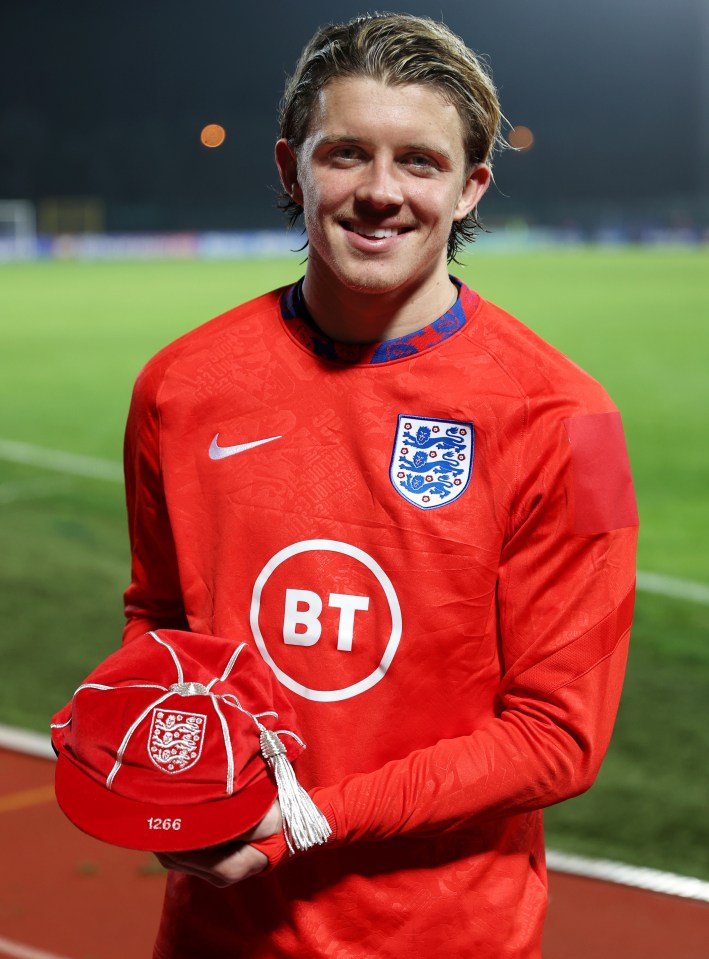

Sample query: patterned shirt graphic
[123,280,638,959]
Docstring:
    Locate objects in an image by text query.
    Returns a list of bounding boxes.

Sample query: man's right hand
[154,799,282,887]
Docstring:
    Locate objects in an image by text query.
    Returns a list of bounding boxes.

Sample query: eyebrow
[315,134,454,164]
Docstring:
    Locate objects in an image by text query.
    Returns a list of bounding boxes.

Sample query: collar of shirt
[279,277,478,365]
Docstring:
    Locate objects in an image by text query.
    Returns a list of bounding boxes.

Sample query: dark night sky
[2,0,706,230]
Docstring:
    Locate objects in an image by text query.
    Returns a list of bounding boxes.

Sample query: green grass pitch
[1,248,707,879]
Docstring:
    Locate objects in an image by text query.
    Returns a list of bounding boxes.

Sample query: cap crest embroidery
[148,708,207,774]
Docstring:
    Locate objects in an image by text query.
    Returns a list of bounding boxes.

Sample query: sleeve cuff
[249,801,338,871]
[248,829,290,871]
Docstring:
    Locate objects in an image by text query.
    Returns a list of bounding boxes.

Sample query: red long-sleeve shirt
[123,280,637,958]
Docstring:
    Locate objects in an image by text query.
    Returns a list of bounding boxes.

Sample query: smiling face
[276,77,490,333]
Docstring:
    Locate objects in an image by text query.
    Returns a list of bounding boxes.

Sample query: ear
[275,139,303,206]
[453,163,491,222]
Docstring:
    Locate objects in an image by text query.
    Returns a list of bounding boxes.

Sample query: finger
[154,842,267,886]
[154,852,218,884]
[157,856,237,886]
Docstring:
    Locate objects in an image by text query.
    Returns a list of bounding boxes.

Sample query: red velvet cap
[51,630,305,851]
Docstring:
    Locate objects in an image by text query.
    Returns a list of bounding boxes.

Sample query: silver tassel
[259,728,331,854]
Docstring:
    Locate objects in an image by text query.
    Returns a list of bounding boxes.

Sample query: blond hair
[279,13,504,259]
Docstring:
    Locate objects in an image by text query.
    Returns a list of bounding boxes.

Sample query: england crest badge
[148,708,207,774]
[390,414,474,510]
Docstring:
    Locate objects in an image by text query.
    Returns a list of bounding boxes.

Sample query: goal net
[0,200,37,259]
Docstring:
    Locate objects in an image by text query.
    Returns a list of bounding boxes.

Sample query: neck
[301,268,459,344]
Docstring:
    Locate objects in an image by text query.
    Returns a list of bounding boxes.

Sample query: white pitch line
[0,438,122,482]
[1,438,708,605]
[546,849,709,903]
[0,936,75,959]
[0,724,56,760]
[636,570,709,605]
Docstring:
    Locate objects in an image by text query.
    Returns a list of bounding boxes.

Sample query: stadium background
[1,1,708,956]
[2,0,708,237]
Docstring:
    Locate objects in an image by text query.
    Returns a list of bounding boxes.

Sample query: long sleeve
[122,359,188,644]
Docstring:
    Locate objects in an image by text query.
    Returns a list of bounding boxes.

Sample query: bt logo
[250,540,402,702]
[283,589,370,651]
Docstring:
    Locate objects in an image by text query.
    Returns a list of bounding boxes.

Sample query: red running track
[1,749,707,959]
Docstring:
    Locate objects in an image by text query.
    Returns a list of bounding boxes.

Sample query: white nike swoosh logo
[208,433,282,460]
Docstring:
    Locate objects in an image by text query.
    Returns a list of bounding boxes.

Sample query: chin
[341,273,403,294]
[331,259,421,296]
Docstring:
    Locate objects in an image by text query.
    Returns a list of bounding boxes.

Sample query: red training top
[122,280,638,959]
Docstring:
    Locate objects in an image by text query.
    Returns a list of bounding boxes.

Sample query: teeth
[351,225,401,239]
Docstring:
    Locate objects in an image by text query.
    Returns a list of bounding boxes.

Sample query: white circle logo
[250,539,402,702]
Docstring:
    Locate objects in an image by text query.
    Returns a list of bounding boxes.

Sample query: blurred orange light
[200,124,226,148]
[507,125,535,151]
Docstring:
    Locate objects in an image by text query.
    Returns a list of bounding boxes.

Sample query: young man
[123,13,638,958]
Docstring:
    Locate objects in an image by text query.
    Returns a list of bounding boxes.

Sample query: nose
[355,156,404,209]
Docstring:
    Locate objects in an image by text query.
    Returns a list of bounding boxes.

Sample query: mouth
[342,221,413,239]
